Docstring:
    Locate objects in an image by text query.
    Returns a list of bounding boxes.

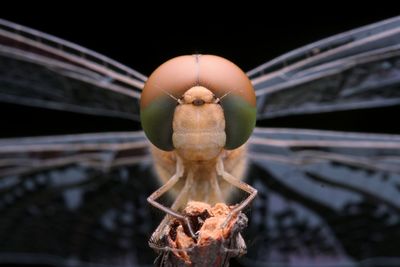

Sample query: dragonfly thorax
[172,86,226,161]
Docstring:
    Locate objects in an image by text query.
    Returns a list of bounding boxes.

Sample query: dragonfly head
[140,55,257,152]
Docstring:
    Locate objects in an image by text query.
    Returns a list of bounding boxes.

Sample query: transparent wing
[243,128,400,265]
[0,18,160,266]
[0,132,163,267]
[0,18,146,120]
[249,16,400,119]
[246,16,400,264]
[0,131,151,177]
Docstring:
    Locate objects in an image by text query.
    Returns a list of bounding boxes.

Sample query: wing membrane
[245,128,400,264]
[249,16,400,119]
[0,132,161,267]
[0,18,146,120]
[249,128,400,204]
[0,131,151,177]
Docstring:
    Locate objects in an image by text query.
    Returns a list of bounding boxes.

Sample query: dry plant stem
[151,201,248,267]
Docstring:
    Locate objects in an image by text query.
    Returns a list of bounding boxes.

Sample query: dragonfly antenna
[219,90,232,100]
[154,84,180,102]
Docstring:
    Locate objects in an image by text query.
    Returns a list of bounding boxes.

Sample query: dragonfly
[0,16,400,267]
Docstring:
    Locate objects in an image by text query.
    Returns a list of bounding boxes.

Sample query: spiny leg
[216,156,256,255]
[216,157,257,223]
[149,171,195,251]
[151,170,194,237]
[147,156,195,238]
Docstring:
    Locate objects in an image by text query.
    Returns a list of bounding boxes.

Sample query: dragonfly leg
[216,157,257,226]
[147,156,196,238]
[149,171,196,251]
[209,171,224,203]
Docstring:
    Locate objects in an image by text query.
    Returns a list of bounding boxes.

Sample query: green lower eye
[221,95,256,150]
[140,96,175,151]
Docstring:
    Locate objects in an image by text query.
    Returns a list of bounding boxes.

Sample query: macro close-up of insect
[0,12,400,267]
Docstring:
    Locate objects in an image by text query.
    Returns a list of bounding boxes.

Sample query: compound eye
[140,56,199,151]
[221,94,256,150]
[140,96,176,151]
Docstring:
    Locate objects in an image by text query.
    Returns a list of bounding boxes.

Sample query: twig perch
[150,201,248,267]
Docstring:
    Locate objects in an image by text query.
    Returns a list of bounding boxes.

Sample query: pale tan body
[148,86,257,240]
[151,142,247,210]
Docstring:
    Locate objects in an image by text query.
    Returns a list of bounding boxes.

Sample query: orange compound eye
[140,54,256,151]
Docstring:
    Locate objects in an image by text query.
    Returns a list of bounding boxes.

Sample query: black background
[0,7,399,137]
[2,9,398,75]
[0,6,400,267]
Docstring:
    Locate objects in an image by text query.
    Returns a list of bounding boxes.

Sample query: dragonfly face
[140,55,256,152]
[172,85,227,161]
[1,17,400,267]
